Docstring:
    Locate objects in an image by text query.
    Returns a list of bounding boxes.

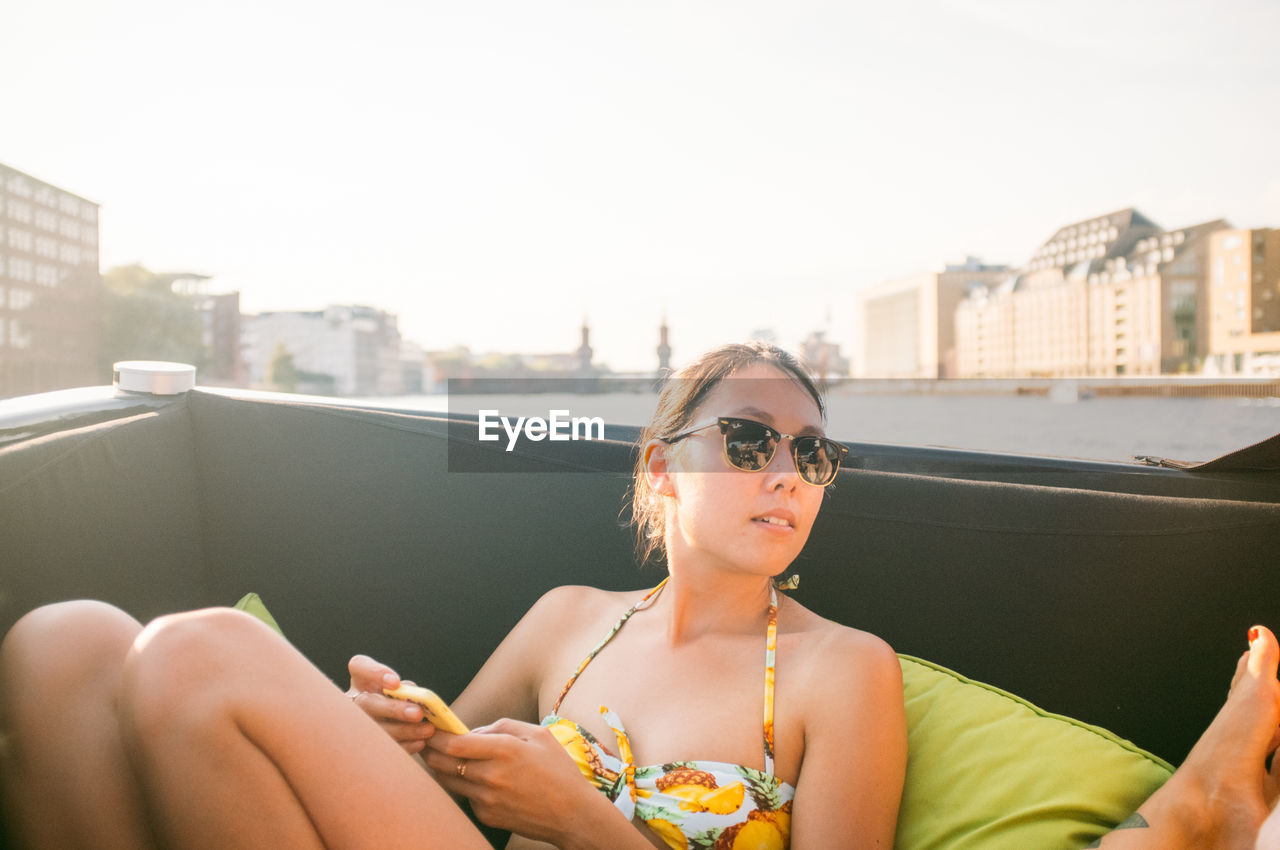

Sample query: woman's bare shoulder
[781,598,901,692]
[529,583,648,610]
[519,584,651,634]
[454,583,648,723]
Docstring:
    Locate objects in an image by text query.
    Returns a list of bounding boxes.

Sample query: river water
[384,391,1279,464]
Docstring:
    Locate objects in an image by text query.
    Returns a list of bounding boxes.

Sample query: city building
[170,272,245,387]
[424,323,602,391]
[656,318,672,374]
[575,321,594,375]
[244,304,403,396]
[201,291,246,386]
[800,330,850,379]
[0,163,102,398]
[399,339,426,395]
[955,209,1228,377]
[854,257,1009,378]
[1204,227,1280,376]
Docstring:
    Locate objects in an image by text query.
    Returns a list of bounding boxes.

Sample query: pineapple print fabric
[542,579,795,850]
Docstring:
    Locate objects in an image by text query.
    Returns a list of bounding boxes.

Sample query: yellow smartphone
[382,684,470,735]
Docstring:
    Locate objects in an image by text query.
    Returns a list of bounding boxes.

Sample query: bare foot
[1175,625,1280,848]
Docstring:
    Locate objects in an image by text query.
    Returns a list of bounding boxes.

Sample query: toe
[1236,651,1252,691]
[1249,626,1280,681]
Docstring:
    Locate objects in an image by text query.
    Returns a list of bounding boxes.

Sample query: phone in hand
[382,684,470,734]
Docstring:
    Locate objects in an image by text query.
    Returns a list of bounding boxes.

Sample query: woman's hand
[346,654,436,755]
[422,718,632,847]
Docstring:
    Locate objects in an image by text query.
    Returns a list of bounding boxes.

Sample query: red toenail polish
[1249,627,1260,644]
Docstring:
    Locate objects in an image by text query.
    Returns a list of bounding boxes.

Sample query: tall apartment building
[0,164,102,398]
[955,209,1227,377]
[201,291,246,386]
[1204,227,1280,375]
[166,272,243,384]
[244,304,403,396]
[854,257,1008,378]
[169,272,245,387]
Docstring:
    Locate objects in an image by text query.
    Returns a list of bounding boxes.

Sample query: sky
[4,0,1278,373]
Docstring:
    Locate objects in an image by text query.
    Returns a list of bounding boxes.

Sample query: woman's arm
[789,630,907,850]
[424,719,660,850]
[449,585,596,727]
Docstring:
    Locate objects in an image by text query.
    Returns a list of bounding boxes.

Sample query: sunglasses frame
[664,416,850,487]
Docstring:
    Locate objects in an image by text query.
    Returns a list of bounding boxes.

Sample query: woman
[1,342,1277,849]
[0,343,906,849]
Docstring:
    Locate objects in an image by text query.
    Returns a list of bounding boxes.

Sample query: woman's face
[653,361,829,579]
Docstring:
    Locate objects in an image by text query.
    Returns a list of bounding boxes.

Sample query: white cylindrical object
[113,361,197,395]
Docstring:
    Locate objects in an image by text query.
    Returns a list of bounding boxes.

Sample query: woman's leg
[117,606,492,849]
[0,601,158,849]
[1094,625,1280,849]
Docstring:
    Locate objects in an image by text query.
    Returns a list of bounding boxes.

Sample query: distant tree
[477,353,523,372]
[99,264,208,379]
[266,341,299,393]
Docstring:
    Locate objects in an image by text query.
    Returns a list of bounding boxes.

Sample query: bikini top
[540,579,796,850]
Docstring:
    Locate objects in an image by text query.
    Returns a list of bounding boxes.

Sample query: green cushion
[896,654,1173,850]
[233,592,284,637]
[229,593,1173,848]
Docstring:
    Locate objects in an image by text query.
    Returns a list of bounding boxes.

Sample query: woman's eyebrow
[728,407,825,437]
[728,406,774,422]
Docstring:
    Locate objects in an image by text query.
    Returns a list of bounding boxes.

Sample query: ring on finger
[456,759,468,778]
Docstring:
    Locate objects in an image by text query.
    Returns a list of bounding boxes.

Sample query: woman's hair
[628,341,825,568]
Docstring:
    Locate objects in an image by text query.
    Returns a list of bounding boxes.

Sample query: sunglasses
[665,417,849,487]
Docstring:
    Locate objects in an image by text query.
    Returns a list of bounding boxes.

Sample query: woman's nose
[761,442,801,488]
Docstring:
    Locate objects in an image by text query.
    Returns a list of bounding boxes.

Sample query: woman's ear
[643,439,676,497]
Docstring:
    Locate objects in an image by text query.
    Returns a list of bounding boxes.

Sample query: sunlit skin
[417,359,907,848]
[648,363,829,594]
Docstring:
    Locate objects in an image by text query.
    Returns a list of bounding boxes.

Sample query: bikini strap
[763,583,779,774]
[552,577,781,776]
[551,578,669,715]
[602,706,639,804]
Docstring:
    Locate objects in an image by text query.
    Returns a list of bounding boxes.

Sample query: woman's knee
[1,600,141,693]
[119,607,274,741]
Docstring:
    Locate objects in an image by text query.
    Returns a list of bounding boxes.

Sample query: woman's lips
[752,511,796,531]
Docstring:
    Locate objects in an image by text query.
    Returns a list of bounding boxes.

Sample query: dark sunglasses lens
[794,438,839,485]
[724,421,776,471]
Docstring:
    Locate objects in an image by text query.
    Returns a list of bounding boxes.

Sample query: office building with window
[854,257,1008,378]
[1204,227,1280,376]
[0,163,102,398]
[243,304,404,396]
[955,209,1227,377]
[169,272,246,387]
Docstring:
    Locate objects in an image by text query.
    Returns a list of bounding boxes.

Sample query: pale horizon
[4,0,1277,372]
